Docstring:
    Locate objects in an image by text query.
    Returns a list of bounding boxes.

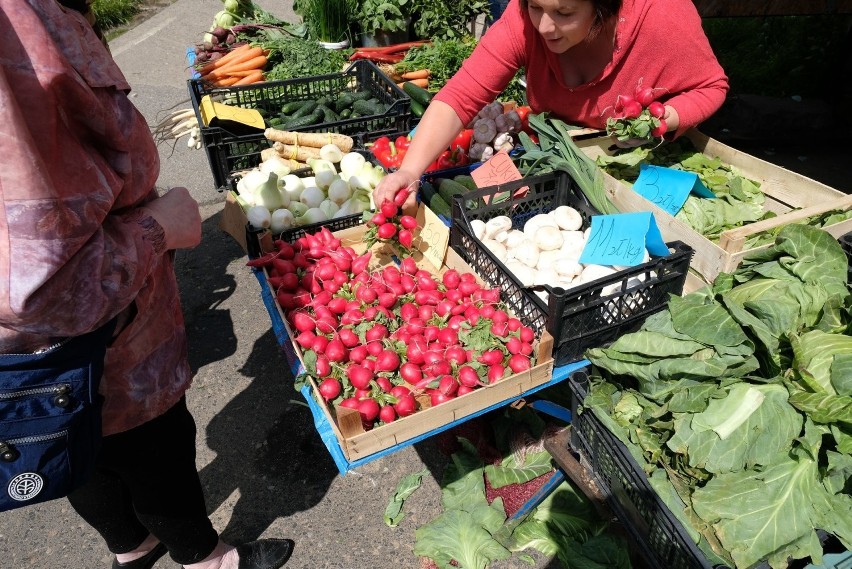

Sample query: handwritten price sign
[633,164,716,215]
[470,150,527,202]
[415,203,449,270]
[579,212,669,266]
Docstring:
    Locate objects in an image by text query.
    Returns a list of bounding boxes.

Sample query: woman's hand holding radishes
[246,210,537,431]
[605,82,680,147]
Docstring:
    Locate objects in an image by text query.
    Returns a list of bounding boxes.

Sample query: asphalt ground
[1,2,850,569]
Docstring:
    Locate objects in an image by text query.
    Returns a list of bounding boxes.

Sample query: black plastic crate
[449,171,694,366]
[189,60,413,190]
[568,369,721,569]
[569,370,847,569]
[841,231,852,283]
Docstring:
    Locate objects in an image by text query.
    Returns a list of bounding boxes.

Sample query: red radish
[370,212,387,226]
[519,326,535,343]
[400,256,418,275]
[276,292,297,311]
[430,391,455,406]
[375,376,393,393]
[365,324,389,342]
[435,300,455,317]
[326,296,348,314]
[349,344,368,363]
[487,364,506,383]
[318,378,341,401]
[447,315,467,331]
[332,271,348,286]
[379,404,397,424]
[437,328,459,345]
[315,355,331,377]
[478,349,504,366]
[520,342,533,356]
[457,385,475,396]
[457,281,480,297]
[382,266,401,283]
[295,330,318,350]
[491,321,509,337]
[438,375,458,396]
[325,339,348,363]
[506,336,523,355]
[350,252,372,275]
[651,119,668,137]
[341,309,364,326]
[355,285,377,304]
[354,388,372,400]
[444,346,467,365]
[346,364,373,389]
[418,305,434,321]
[378,292,397,309]
[362,358,376,373]
[622,99,643,119]
[458,366,480,388]
[399,215,417,230]
[445,289,463,303]
[390,385,411,399]
[417,274,438,291]
[399,302,419,321]
[399,362,422,384]
[292,311,316,333]
[366,341,384,356]
[634,86,656,107]
[507,317,522,332]
[424,361,452,378]
[272,258,297,275]
[614,94,634,112]
[480,305,496,320]
[314,316,337,335]
[398,229,413,248]
[450,303,468,317]
[378,223,397,240]
[311,335,330,354]
[358,398,381,422]
[394,394,417,417]
[380,201,398,219]
[339,397,359,410]
[322,279,341,295]
[337,328,360,348]
[399,273,417,293]
[442,269,461,290]
[375,350,400,372]
[393,188,410,207]
[647,101,665,118]
[508,354,531,373]
[276,241,295,259]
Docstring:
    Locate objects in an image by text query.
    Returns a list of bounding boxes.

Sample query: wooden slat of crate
[574,129,852,282]
[265,223,556,462]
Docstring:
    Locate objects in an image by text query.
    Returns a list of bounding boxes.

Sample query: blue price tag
[579,212,670,266]
[633,164,716,215]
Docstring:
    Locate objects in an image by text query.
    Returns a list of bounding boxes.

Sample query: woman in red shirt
[374,0,728,206]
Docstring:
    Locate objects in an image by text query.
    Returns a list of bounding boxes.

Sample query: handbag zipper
[1,338,71,357]
[1,430,68,462]
[0,384,71,402]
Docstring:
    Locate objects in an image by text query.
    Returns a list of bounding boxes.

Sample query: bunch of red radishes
[247,220,537,431]
[605,82,668,144]
[362,187,416,251]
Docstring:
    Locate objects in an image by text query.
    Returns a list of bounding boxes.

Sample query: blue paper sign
[579,212,670,266]
[633,164,716,215]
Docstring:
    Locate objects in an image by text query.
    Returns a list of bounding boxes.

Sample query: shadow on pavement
[175,213,340,541]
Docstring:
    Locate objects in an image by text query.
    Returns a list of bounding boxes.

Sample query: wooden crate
[264,223,555,462]
[574,129,852,283]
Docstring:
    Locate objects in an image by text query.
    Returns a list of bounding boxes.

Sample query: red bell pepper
[515,105,533,134]
[436,147,468,170]
[450,128,474,153]
[395,134,411,151]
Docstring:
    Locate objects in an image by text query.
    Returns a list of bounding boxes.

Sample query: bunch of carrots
[395,69,430,89]
[197,43,269,88]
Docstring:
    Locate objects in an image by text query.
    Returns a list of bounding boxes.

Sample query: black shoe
[112,542,168,569]
[236,538,295,569]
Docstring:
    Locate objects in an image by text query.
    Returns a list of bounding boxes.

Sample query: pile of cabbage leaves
[582,224,852,568]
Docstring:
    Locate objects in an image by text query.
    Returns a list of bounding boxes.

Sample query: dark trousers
[67,397,219,565]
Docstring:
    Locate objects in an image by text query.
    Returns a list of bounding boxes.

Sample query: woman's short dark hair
[519,0,622,28]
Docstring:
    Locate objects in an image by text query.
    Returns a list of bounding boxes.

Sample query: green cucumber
[427,194,452,218]
[334,93,355,112]
[289,100,318,119]
[281,100,308,115]
[410,99,426,117]
[453,175,478,192]
[437,178,470,205]
[402,81,433,107]
[352,99,383,116]
[282,109,323,129]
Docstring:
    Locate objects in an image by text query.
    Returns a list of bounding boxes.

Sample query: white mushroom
[484,216,512,240]
[552,205,584,231]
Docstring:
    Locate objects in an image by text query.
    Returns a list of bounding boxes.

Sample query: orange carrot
[397,78,429,89]
[203,47,264,75]
[202,55,267,81]
[400,69,430,80]
[212,75,241,87]
[197,44,253,75]
[233,71,264,86]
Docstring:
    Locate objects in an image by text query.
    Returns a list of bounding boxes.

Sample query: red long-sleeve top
[435,0,729,137]
[0,0,192,435]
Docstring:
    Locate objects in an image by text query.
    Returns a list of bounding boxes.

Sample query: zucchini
[402,81,433,107]
[420,180,438,204]
[427,194,452,218]
[410,99,426,117]
[281,100,308,115]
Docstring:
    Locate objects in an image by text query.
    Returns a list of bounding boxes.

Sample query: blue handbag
[0,319,115,511]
